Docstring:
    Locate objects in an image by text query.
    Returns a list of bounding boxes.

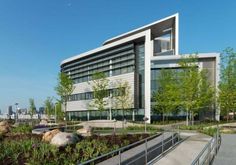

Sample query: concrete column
[87,111,90,121]
[144,29,152,123]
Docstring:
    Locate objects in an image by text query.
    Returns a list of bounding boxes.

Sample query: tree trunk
[189,111,192,125]
[192,111,194,125]
[186,108,189,126]
[64,102,67,121]
[234,109,235,120]
[227,108,229,122]
[162,112,165,124]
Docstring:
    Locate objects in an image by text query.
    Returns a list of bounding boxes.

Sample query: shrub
[126,125,159,131]
[200,127,217,137]
[11,124,33,134]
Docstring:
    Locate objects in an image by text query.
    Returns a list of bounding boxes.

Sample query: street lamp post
[15,103,19,123]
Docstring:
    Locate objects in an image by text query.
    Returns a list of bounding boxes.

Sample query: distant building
[39,107,45,114]
[8,106,13,115]
[19,108,27,115]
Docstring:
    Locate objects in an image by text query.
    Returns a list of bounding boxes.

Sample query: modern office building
[61,13,220,123]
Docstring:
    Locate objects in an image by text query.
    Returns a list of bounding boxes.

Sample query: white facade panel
[67,72,135,111]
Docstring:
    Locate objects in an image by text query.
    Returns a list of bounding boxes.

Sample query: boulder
[40,119,48,125]
[77,125,93,136]
[0,121,10,134]
[42,129,61,142]
[0,125,9,134]
[0,121,9,126]
[50,132,79,147]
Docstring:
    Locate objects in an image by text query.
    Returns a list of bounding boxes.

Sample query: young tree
[113,80,133,110]
[193,69,215,123]
[113,80,134,120]
[153,69,180,123]
[88,72,109,115]
[218,48,236,121]
[44,97,54,119]
[29,98,36,119]
[55,101,64,122]
[178,55,215,125]
[55,72,75,117]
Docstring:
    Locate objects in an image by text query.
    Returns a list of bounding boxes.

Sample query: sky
[0,0,236,113]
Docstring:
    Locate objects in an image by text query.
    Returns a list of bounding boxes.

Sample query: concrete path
[98,132,176,165]
[213,134,236,165]
[153,132,211,165]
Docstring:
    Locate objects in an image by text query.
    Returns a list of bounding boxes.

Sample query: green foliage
[54,102,64,122]
[28,98,36,118]
[126,125,160,131]
[153,69,180,122]
[55,72,75,112]
[218,47,236,121]
[88,72,109,111]
[44,97,54,117]
[0,139,47,164]
[200,127,217,137]
[113,80,133,110]
[179,123,217,136]
[153,55,215,125]
[178,55,210,125]
[76,139,110,162]
[11,124,32,133]
[152,120,184,125]
[1,133,148,164]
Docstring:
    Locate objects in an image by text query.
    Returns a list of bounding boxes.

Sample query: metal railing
[191,128,221,165]
[78,126,181,165]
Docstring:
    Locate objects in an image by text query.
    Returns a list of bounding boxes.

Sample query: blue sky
[0,0,236,113]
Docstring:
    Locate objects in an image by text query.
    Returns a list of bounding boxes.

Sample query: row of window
[73,71,110,84]
[72,65,134,84]
[68,55,134,78]
[68,88,125,102]
[62,44,134,70]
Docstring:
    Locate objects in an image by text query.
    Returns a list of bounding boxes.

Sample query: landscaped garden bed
[0,123,152,165]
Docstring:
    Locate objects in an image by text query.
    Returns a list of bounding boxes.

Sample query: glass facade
[135,44,145,109]
[66,109,145,121]
[61,43,135,84]
[68,88,124,102]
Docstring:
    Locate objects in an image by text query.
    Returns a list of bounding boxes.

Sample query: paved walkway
[154,132,211,165]
[213,134,236,165]
[98,132,175,165]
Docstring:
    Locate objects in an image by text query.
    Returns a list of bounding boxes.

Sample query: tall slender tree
[178,55,215,125]
[218,48,236,121]
[113,80,133,110]
[153,69,180,123]
[55,72,75,117]
[29,98,36,119]
[44,97,54,119]
[55,101,64,121]
[88,72,109,113]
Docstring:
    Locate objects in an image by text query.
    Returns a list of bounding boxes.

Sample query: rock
[77,125,93,136]
[50,132,79,147]
[40,119,48,125]
[0,126,9,134]
[42,129,61,142]
[0,121,10,134]
[0,121,9,126]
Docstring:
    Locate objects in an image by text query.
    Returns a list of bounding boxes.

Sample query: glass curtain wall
[135,44,145,109]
